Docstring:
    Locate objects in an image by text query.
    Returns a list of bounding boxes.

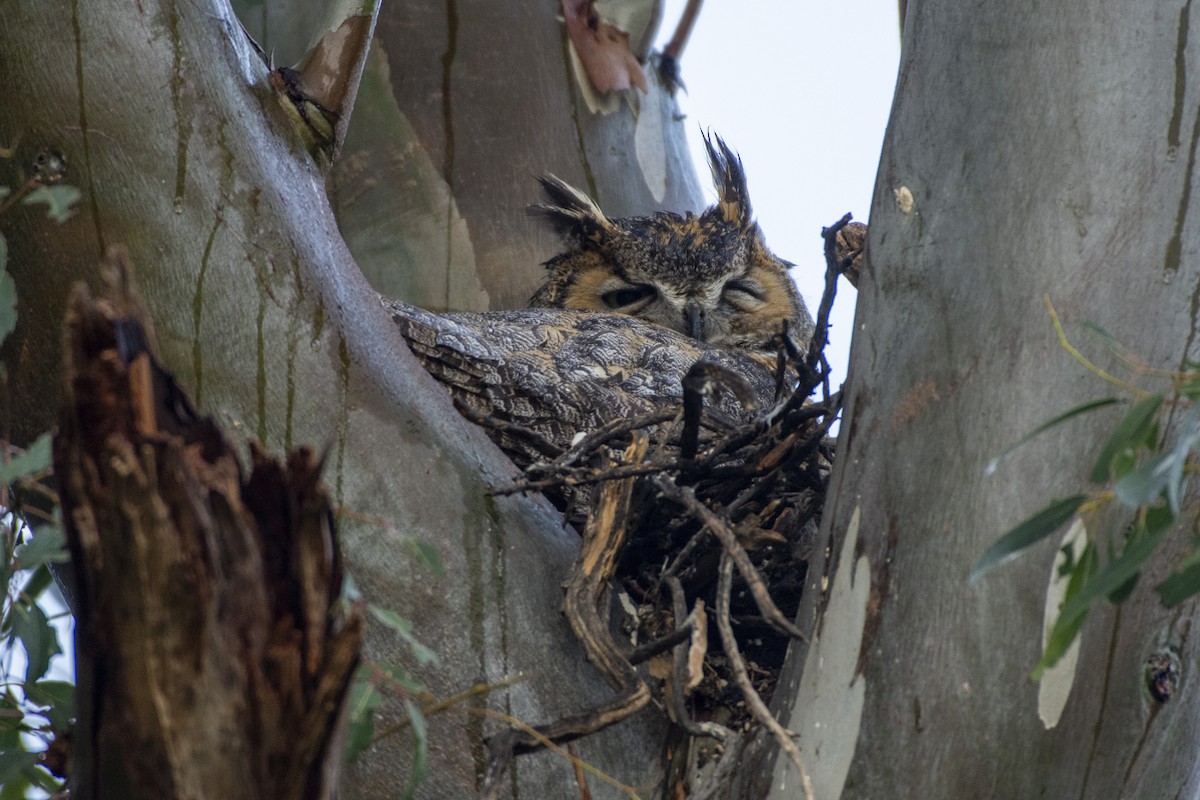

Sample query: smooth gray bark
[0,0,700,796]
[756,2,1200,797]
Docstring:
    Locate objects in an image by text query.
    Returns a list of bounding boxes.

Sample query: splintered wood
[55,248,361,800]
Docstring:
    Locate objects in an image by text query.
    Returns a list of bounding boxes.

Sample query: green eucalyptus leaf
[0,750,40,790]
[11,603,61,682]
[1062,517,1171,621]
[1082,320,1125,353]
[1035,606,1089,680]
[0,432,51,483]
[25,681,75,733]
[970,495,1087,584]
[1091,394,1162,484]
[369,605,414,636]
[1034,541,1097,678]
[378,662,426,694]
[1114,452,1174,510]
[13,527,67,571]
[1165,403,1200,514]
[344,665,382,763]
[1157,562,1200,607]
[1106,571,1140,604]
[985,397,1119,477]
[1036,516,1174,677]
[1180,379,1200,402]
[401,699,428,800]
[407,539,444,577]
[20,185,81,223]
[17,564,54,603]
[369,605,438,666]
[0,694,23,741]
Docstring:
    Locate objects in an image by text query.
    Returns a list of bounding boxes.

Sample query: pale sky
[657,0,902,388]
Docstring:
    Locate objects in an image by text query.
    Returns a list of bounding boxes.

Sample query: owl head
[528,134,814,352]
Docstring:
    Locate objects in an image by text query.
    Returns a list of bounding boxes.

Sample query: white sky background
[655,0,902,388]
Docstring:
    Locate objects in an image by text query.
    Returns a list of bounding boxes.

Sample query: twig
[715,554,813,800]
[372,673,527,742]
[665,576,730,742]
[652,474,806,642]
[1044,294,1137,392]
[481,435,652,795]
[472,706,641,799]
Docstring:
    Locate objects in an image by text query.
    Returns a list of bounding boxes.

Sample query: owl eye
[601,284,657,309]
[723,278,765,303]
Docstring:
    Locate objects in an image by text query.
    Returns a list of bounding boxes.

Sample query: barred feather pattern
[383,298,780,467]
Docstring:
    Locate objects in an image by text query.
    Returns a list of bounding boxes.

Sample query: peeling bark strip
[55,249,362,800]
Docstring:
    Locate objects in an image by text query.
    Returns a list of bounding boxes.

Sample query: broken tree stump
[54,249,362,800]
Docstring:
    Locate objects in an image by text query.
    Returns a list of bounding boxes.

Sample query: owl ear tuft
[529,174,614,243]
[704,132,752,229]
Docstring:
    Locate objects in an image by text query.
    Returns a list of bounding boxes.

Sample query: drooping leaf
[1091,394,1162,484]
[20,185,81,223]
[1180,378,1200,402]
[0,750,40,790]
[407,539,444,577]
[11,603,61,682]
[970,495,1087,584]
[1082,320,1128,357]
[344,665,382,762]
[1165,403,1200,514]
[377,662,426,695]
[13,527,67,571]
[15,563,54,605]
[1113,403,1200,514]
[0,694,23,742]
[369,605,438,666]
[0,433,51,483]
[401,699,428,800]
[985,398,1119,476]
[1156,562,1200,607]
[1057,513,1172,627]
[1033,541,1096,679]
[25,681,75,733]
[1114,452,1174,510]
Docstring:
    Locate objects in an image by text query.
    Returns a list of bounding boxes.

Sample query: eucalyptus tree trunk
[0,0,699,796]
[752,1,1200,797]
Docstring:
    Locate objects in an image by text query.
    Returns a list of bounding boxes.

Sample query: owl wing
[382,298,780,466]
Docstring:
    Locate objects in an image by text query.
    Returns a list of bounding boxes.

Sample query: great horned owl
[528,134,814,353]
[384,300,778,469]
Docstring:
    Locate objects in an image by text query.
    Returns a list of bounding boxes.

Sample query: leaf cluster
[975,324,1200,679]
[0,149,79,797]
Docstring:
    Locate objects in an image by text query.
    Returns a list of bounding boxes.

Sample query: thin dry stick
[665,576,730,742]
[715,553,813,800]
[470,706,642,799]
[372,673,527,742]
[653,473,806,642]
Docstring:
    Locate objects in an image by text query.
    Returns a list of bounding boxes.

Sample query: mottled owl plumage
[528,134,814,353]
[384,300,779,467]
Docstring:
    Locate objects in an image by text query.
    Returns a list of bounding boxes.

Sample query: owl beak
[683,304,705,341]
